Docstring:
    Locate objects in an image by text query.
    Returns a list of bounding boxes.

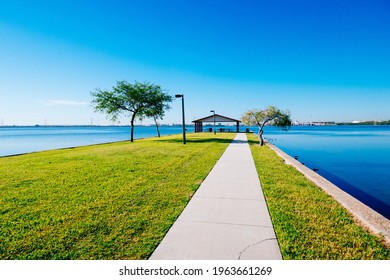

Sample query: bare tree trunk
[130,115,135,142]
[153,115,161,137]
[257,121,267,146]
[258,129,264,146]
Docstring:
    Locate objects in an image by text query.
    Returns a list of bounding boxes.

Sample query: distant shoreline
[1,122,389,128]
[0,121,390,128]
[0,124,187,128]
[338,121,390,126]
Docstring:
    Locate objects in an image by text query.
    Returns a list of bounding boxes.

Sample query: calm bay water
[263,125,390,218]
[0,125,193,157]
[1,125,389,218]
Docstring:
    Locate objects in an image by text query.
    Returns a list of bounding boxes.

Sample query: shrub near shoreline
[0,133,235,259]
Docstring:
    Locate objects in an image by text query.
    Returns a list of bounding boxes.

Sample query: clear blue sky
[1,0,389,125]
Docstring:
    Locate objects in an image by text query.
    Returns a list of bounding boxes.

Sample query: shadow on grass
[245,133,260,146]
[247,139,260,145]
[155,138,234,144]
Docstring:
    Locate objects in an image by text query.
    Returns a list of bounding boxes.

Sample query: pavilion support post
[194,122,203,133]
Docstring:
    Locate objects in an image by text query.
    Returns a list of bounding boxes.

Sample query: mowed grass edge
[247,133,390,259]
[0,132,235,259]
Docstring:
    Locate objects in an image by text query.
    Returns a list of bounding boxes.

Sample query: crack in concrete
[237,238,278,260]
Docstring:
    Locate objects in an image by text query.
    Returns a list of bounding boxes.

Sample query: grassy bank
[247,133,389,259]
[0,133,235,259]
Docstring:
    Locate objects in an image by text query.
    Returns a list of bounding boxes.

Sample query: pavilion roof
[192,114,241,123]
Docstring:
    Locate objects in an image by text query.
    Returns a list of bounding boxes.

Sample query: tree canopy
[91,80,172,142]
[241,106,292,145]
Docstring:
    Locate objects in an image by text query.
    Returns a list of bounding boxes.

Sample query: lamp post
[175,94,186,144]
[210,110,216,134]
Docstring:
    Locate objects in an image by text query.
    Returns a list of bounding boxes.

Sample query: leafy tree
[241,106,292,146]
[91,80,172,142]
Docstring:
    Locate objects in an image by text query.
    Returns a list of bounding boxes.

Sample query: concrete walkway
[150,133,282,260]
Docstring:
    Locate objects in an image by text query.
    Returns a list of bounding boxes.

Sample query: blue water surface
[262,125,390,218]
[0,125,193,157]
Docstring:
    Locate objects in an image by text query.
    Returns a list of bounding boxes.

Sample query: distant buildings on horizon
[1,119,389,127]
[291,121,336,126]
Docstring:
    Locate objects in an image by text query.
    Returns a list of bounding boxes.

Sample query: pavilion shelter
[192,114,241,133]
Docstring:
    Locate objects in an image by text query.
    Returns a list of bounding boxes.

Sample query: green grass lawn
[0,133,235,259]
[247,133,390,259]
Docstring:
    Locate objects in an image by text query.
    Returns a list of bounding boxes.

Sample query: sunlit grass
[0,133,235,259]
[248,133,389,259]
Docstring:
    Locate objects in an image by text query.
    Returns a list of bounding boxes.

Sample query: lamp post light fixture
[175,94,186,144]
[210,110,216,134]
